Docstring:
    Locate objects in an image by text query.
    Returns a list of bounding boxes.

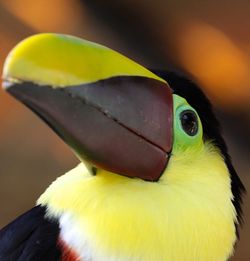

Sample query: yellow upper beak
[3,33,165,87]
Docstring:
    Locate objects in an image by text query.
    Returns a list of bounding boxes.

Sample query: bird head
[2,33,244,226]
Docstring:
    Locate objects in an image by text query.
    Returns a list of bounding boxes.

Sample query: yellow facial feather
[38,142,236,261]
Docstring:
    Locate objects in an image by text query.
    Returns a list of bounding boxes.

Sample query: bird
[0,33,245,261]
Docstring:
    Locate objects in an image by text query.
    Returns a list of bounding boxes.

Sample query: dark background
[0,1,249,260]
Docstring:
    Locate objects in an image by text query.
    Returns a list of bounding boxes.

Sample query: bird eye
[180,110,198,136]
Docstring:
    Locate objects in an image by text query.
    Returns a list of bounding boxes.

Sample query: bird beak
[2,33,173,181]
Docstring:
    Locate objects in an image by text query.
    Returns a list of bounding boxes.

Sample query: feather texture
[0,206,61,261]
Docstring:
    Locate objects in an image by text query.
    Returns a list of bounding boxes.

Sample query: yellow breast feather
[38,142,236,261]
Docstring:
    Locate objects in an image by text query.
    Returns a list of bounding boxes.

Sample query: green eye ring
[173,95,203,151]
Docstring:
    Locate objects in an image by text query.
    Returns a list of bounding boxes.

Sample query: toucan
[0,33,245,261]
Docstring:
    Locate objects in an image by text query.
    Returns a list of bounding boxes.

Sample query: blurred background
[0,0,249,259]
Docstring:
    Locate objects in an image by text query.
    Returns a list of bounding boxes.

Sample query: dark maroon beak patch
[5,76,173,181]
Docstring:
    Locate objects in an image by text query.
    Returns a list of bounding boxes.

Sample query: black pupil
[180,110,198,136]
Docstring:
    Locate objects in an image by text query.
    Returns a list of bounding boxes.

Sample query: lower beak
[3,33,173,181]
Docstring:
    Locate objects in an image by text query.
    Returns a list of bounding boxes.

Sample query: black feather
[0,205,61,261]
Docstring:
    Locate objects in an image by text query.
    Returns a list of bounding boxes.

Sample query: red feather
[58,238,80,261]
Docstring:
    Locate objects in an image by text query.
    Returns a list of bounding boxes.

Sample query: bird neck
[38,144,237,261]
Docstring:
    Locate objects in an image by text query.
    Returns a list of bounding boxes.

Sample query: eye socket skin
[173,95,203,151]
[180,110,199,136]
